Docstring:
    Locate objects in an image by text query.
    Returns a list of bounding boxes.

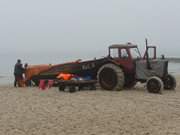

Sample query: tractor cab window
[109,48,129,59]
[131,48,141,59]
[120,49,129,59]
[110,48,119,58]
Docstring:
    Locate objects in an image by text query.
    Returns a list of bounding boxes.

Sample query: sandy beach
[0,76,179,135]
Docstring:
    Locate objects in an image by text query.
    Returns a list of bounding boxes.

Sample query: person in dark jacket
[14,59,24,87]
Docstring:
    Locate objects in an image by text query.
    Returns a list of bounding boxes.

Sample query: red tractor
[26,41,176,93]
[104,43,176,93]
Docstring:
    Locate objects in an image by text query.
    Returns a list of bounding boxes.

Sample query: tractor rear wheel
[146,76,164,94]
[163,74,176,90]
[97,63,124,91]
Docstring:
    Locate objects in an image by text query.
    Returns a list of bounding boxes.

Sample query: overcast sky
[0,0,180,60]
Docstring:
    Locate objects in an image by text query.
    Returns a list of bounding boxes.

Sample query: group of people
[13,59,28,87]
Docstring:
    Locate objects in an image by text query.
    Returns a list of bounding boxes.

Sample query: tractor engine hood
[136,59,168,80]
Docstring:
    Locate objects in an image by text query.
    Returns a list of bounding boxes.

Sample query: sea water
[168,62,180,74]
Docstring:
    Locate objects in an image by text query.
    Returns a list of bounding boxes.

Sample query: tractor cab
[108,43,157,61]
[108,43,141,73]
[108,43,141,60]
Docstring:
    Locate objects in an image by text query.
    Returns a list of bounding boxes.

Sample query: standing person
[24,63,31,86]
[14,59,24,87]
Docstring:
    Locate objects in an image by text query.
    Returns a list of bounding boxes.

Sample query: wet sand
[0,76,179,135]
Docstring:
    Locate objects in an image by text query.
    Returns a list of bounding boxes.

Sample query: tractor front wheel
[146,76,164,94]
[97,63,124,91]
[163,74,176,90]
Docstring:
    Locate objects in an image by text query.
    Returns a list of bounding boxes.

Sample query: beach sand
[0,76,179,135]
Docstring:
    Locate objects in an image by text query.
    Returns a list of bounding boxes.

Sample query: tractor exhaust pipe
[145,38,151,70]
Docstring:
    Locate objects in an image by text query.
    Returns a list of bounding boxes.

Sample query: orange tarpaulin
[57,73,74,80]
